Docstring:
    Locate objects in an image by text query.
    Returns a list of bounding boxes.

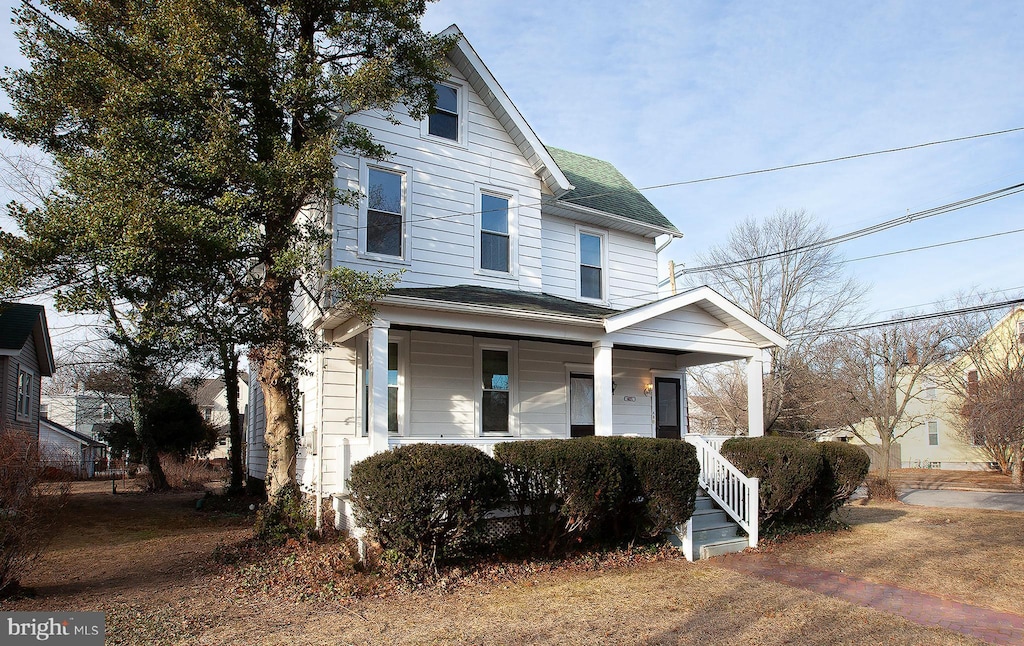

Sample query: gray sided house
[0,303,55,439]
[247,25,788,560]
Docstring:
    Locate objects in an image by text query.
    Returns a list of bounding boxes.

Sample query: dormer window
[428,83,459,141]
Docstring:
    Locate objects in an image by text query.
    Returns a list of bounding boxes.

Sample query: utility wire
[664,181,1024,280]
[843,228,1024,263]
[794,297,1024,337]
[331,126,1024,236]
[874,285,1024,316]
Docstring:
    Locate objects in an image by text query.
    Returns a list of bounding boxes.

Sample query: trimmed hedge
[494,438,627,552]
[722,437,870,527]
[348,443,505,568]
[495,437,699,551]
[721,436,822,525]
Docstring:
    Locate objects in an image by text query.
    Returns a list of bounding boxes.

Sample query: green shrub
[348,444,505,568]
[496,437,699,550]
[818,442,870,514]
[618,437,700,536]
[721,436,822,526]
[495,438,628,552]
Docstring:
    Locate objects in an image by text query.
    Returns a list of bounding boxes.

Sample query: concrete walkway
[900,489,1024,512]
[716,554,1024,645]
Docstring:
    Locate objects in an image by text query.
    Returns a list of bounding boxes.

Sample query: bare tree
[687,209,866,432]
[821,320,953,480]
[941,304,1024,483]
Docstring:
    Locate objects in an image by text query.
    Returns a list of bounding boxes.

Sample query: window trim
[358,160,412,263]
[576,225,608,303]
[474,339,517,437]
[927,420,939,446]
[420,80,468,147]
[15,365,33,422]
[474,184,518,278]
[356,331,409,437]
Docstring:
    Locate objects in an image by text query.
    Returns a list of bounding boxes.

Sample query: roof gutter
[541,196,683,239]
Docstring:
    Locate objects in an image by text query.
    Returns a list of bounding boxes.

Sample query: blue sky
[1,0,1021,337]
[422,1,1024,317]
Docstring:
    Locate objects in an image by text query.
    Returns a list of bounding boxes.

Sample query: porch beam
[593,340,614,436]
[367,320,390,454]
[746,355,764,437]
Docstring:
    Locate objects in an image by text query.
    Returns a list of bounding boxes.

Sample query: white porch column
[746,354,764,437]
[593,340,614,436]
[367,321,390,454]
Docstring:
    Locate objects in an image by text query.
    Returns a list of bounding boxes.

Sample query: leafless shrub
[155,454,226,492]
[0,430,70,596]
[865,476,898,502]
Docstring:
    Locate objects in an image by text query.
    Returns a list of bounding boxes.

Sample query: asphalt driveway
[899,488,1024,512]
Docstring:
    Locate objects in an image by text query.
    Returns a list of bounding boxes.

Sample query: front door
[569,373,595,437]
[655,377,681,439]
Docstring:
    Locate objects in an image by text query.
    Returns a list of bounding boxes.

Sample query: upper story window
[927,420,939,446]
[365,166,405,258]
[101,402,115,420]
[480,192,510,273]
[579,230,605,301]
[16,368,32,420]
[428,83,459,141]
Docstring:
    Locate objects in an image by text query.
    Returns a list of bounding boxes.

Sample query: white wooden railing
[684,433,759,549]
[387,436,507,456]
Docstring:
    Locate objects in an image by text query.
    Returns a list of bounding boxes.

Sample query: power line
[874,285,1024,316]
[331,126,1024,236]
[670,181,1024,278]
[839,228,1024,264]
[797,297,1024,337]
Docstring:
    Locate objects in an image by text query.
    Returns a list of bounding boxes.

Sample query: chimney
[906,344,918,365]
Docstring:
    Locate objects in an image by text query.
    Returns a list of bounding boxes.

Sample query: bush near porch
[349,437,700,569]
[721,437,869,528]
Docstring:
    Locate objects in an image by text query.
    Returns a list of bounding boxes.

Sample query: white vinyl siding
[334,64,544,292]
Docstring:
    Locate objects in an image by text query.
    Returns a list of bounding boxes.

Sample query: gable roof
[441,25,573,197]
[0,302,55,376]
[41,418,105,447]
[546,147,680,235]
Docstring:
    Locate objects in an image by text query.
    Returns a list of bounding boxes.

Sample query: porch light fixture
[643,383,654,397]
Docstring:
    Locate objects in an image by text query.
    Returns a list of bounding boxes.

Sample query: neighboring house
[0,303,55,439]
[247,26,788,558]
[39,417,107,478]
[192,375,249,459]
[839,307,1024,471]
[41,390,132,441]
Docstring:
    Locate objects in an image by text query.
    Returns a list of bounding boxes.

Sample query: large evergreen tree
[0,0,452,504]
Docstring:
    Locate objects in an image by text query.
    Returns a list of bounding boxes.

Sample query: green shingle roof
[0,303,45,351]
[546,147,679,233]
[390,286,615,319]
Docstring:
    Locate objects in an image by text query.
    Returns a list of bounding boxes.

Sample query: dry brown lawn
[885,468,1021,492]
[766,501,1024,615]
[1,484,1007,645]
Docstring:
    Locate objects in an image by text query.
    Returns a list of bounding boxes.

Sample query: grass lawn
[1,485,1003,645]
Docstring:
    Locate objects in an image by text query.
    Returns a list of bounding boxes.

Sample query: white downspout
[315,330,327,533]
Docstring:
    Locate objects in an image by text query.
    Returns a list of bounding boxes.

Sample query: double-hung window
[366,167,404,257]
[428,83,459,141]
[480,193,510,272]
[481,349,510,435]
[579,231,604,300]
[16,368,32,419]
[927,421,939,446]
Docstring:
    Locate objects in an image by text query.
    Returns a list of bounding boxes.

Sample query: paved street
[900,488,1024,512]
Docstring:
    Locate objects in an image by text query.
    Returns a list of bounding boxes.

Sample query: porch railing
[387,436,507,456]
[683,433,759,548]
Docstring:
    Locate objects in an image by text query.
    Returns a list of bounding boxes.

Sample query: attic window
[428,83,459,141]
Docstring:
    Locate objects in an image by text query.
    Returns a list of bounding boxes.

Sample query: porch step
[686,493,747,561]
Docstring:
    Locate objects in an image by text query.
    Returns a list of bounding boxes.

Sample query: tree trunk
[147,450,168,491]
[125,345,168,491]
[876,435,892,481]
[1012,445,1023,487]
[220,343,245,494]
[258,350,297,505]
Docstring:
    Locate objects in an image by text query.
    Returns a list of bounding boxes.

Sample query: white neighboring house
[247,25,788,559]
[192,376,249,460]
[39,417,106,478]
[41,390,131,441]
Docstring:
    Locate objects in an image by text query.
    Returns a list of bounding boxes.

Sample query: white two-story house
[247,25,787,557]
